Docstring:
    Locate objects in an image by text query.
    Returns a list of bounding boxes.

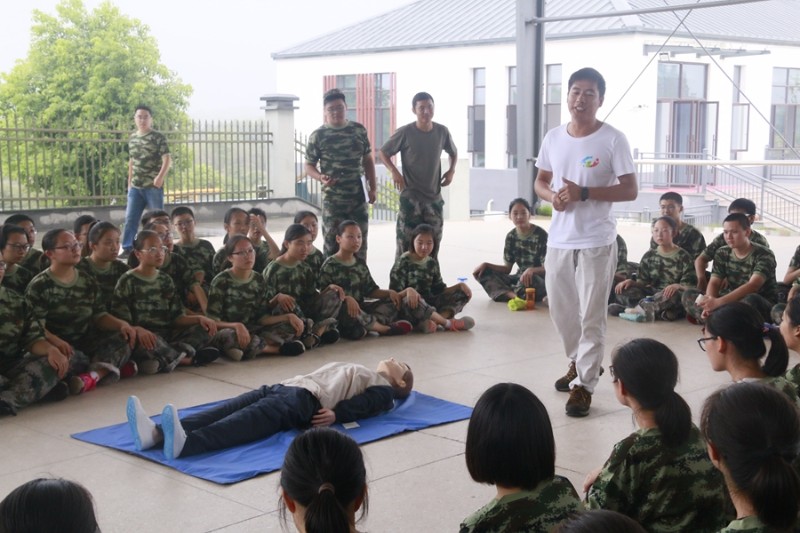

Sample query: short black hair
[3,213,34,226]
[41,228,68,252]
[336,219,360,236]
[293,210,318,224]
[86,221,119,246]
[140,209,169,228]
[412,92,434,107]
[659,192,683,205]
[556,510,647,533]
[135,104,153,115]
[323,89,346,106]
[568,67,606,98]
[728,198,756,216]
[73,214,97,236]
[247,207,267,222]
[465,383,555,490]
[170,206,195,220]
[0,478,99,533]
[0,224,27,249]
[508,197,532,213]
[723,212,751,230]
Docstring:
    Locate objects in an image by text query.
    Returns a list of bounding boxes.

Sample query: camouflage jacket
[207,270,269,325]
[1,264,34,295]
[701,229,770,261]
[174,239,215,285]
[587,425,729,533]
[616,234,629,276]
[111,270,183,337]
[650,223,706,258]
[75,257,130,310]
[25,269,107,345]
[318,256,378,303]
[637,247,697,290]
[389,252,446,300]
[129,130,169,188]
[160,252,199,298]
[459,475,582,533]
[305,247,324,274]
[19,248,44,275]
[214,241,272,277]
[716,516,770,532]
[0,286,44,371]
[305,121,371,200]
[503,225,548,273]
[711,243,777,302]
[263,260,319,311]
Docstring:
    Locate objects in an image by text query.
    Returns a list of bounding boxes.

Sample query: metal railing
[0,115,272,211]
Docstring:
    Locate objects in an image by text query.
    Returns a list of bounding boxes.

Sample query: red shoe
[120,361,138,379]
[69,373,98,395]
[448,317,476,331]
[385,320,413,336]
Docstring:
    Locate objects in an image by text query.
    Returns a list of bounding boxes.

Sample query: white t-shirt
[281,361,390,410]
[536,123,635,249]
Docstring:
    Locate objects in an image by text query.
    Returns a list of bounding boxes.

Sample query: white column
[260,94,299,199]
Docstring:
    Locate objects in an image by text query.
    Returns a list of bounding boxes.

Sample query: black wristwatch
[580,186,589,201]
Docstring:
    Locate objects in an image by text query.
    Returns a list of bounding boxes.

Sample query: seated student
[294,210,324,273]
[555,510,646,533]
[75,221,130,309]
[682,213,777,324]
[25,229,136,395]
[698,302,798,403]
[0,260,73,415]
[649,192,706,258]
[318,221,418,339]
[140,208,170,228]
[611,217,696,321]
[111,230,219,375]
[207,234,306,359]
[280,428,369,533]
[212,206,250,275]
[782,295,800,360]
[390,223,474,332]
[171,206,215,292]
[263,224,342,348]
[72,214,97,253]
[3,213,44,275]
[0,477,99,533]
[473,198,547,302]
[246,207,280,273]
[701,383,800,533]
[126,358,413,459]
[771,243,800,323]
[460,383,582,532]
[0,224,35,294]
[584,339,728,532]
[695,198,771,292]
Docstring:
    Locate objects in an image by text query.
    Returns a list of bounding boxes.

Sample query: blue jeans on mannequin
[122,186,164,252]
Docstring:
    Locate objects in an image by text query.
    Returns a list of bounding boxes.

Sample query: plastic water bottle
[641,297,655,323]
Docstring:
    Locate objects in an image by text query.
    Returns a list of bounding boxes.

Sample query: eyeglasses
[696,336,718,352]
[156,232,172,240]
[53,242,82,252]
[6,243,31,252]
[174,220,194,227]
[143,246,168,255]
[230,248,255,257]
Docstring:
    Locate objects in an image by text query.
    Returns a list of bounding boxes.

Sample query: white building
[274,0,800,211]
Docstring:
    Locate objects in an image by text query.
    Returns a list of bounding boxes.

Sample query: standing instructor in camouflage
[305,89,376,261]
[122,105,171,255]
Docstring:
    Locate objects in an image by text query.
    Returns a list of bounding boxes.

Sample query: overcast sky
[0,0,416,119]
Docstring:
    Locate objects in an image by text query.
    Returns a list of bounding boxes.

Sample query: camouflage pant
[477,271,547,302]
[396,196,444,259]
[322,196,369,261]
[428,289,471,317]
[132,324,212,374]
[682,288,775,323]
[0,352,86,413]
[295,289,343,323]
[614,286,656,308]
[74,330,133,385]
[618,289,685,320]
[213,322,302,360]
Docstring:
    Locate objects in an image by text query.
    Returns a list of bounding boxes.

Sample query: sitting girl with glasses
[0,224,34,293]
[111,230,220,375]
[207,234,306,360]
[584,338,728,532]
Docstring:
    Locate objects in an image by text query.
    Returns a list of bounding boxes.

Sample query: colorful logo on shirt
[581,156,600,168]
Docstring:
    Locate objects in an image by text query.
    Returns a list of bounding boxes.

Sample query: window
[769,67,800,158]
[731,66,749,155]
[468,68,486,168]
[544,64,562,135]
[657,62,707,100]
[334,75,357,122]
[507,66,517,168]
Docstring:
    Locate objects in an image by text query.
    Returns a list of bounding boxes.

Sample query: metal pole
[529,0,769,23]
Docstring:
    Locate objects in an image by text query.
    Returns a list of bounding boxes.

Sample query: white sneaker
[126,396,160,450]
[161,404,187,460]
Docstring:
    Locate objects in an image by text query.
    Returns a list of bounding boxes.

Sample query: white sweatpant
[544,241,617,394]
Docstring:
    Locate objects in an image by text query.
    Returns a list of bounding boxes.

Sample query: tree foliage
[0,0,192,204]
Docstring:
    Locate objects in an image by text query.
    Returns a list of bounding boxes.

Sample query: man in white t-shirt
[533,68,637,417]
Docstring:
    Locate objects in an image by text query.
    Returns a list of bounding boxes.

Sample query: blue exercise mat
[71,391,472,484]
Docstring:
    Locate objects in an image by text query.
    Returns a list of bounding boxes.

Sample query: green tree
[0,0,192,204]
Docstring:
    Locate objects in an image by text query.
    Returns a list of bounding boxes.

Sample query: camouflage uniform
[111,270,210,373]
[305,247,324,274]
[1,263,34,294]
[395,197,444,259]
[129,130,169,188]
[212,241,272,278]
[616,234,632,278]
[75,257,129,310]
[207,270,296,359]
[477,226,548,302]
[700,229,771,262]
[649,223,706,258]
[0,286,65,413]
[587,425,729,532]
[390,252,469,317]
[262,260,341,326]
[25,269,129,383]
[717,516,769,532]
[174,238,215,288]
[776,243,800,305]
[305,121,371,260]
[683,243,777,323]
[19,248,44,275]
[615,247,696,318]
[459,475,582,533]
[160,252,201,310]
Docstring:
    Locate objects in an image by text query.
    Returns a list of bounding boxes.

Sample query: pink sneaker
[69,373,98,395]
[448,317,476,331]
[120,361,138,379]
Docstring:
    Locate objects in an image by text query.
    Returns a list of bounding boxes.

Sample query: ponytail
[762,324,789,377]
[304,484,350,533]
[653,391,692,448]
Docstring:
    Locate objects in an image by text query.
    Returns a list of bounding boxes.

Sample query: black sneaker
[342,324,368,340]
[320,327,340,345]
[608,303,625,316]
[279,340,306,356]
[42,380,69,402]
[0,399,17,416]
[193,347,220,366]
[566,385,592,417]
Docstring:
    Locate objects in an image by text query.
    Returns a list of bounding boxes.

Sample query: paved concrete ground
[1,216,798,532]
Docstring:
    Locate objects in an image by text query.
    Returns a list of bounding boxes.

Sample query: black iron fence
[0,115,272,212]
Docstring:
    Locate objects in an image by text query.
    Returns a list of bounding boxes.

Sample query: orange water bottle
[525,288,536,310]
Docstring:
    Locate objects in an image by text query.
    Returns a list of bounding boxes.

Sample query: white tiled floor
[1,216,798,532]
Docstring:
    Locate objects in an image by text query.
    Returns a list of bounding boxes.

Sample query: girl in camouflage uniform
[263,224,342,348]
[782,296,800,386]
[0,224,34,294]
[75,222,129,309]
[390,223,475,333]
[473,198,548,302]
[294,210,324,274]
[207,235,305,360]
[702,383,800,533]
[112,230,219,375]
[460,383,582,532]
[613,217,696,320]
[212,207,249,275]
[585,339,728,532]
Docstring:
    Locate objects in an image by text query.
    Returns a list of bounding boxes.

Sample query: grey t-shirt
[381,122,457,202]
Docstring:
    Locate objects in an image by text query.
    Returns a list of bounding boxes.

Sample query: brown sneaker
[555,362,577,392]
[566,385,592,417]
